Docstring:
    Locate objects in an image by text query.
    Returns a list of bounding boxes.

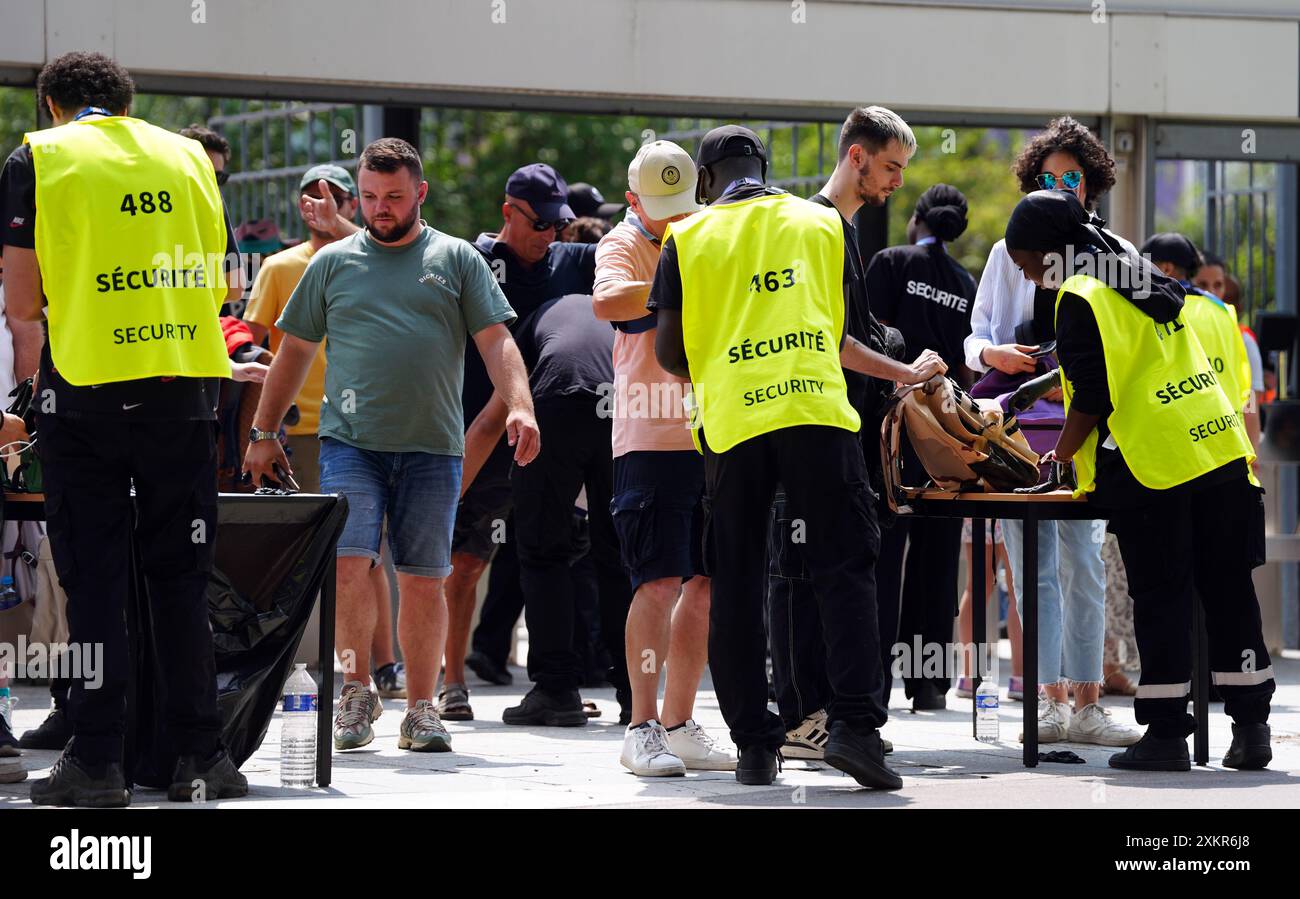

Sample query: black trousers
[705,425,886,752]
[470,518,525,667]
[874,440,961,700]
[38,414,223,766]
[512,398,632,693]
[765,492,830,730]
[1107,475,1273,737]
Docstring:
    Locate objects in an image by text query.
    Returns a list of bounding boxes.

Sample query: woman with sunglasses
[962,117,1141,747]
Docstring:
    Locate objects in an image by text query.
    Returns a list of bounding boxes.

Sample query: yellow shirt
[245,241,326,435]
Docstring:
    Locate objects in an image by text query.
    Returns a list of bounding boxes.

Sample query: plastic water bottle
[280,663,317,787]
[0,686,12,731]
[0,577,19,612]
[975,675,1000,743]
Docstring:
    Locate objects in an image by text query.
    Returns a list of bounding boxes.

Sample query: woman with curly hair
[962,116,1141,747]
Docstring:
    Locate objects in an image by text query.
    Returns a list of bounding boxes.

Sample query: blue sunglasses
[1036,170,1083,191]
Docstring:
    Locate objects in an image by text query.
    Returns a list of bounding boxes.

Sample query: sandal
[582,700,602,719]
[1103,670,1138,696]
[436,683,474,721]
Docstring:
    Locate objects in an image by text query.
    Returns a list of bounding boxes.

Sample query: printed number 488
[121,191,173,216]
[749,269,796,292]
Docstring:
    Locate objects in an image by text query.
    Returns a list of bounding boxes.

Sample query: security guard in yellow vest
[650,126,945,788]
[1004,190,1273,772]
[1141,232,1262,461]
[0,52,248,806]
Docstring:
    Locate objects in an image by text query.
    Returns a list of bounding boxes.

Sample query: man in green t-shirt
[245,138,539,754]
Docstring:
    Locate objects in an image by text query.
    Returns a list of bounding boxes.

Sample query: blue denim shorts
[319,437,462,578]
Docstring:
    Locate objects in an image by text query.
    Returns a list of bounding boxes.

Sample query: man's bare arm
[2,248,44,322]
[592,280,653,322]
[472,323,539,465]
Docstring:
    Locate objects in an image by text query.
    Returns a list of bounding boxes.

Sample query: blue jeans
[319,436,462,578]
[1001,518,1105,685]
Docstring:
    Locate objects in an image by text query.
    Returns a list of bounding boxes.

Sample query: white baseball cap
[628,141,701,222]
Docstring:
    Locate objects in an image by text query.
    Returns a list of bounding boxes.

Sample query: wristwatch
[248,427,279,444]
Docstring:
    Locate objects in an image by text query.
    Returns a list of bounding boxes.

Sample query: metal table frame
[896,488,1210,768]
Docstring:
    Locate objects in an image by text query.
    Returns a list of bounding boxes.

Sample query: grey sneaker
[333,680,382,751]
[436,683,473,721]
[399,700,452,752]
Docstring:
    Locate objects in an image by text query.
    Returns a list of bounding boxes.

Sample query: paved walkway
[4,650,1298,809]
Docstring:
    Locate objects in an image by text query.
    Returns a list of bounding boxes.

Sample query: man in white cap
[593,141,736,776]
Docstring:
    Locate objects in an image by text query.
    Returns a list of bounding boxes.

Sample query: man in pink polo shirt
[593,141,736,776]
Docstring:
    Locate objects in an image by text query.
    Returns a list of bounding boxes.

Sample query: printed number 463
[749,269,796,292]
[121,191,173,216]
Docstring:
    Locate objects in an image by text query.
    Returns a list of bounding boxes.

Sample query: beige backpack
[880,375,1041,509]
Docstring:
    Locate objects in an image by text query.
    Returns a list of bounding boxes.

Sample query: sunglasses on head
[508,202,570,233]
[1036,170,1082,191]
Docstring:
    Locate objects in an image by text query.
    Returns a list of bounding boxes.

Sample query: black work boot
[466,651,513,686]
[1108,731,1191,771]
[823,721,903,790]
[502,687,588,727]
[910,681,947,712]
[735,745,780,786]
[1222,723,1271,771]
[168,747,249,802]
[30,750,130,808]
[19,707,72,750]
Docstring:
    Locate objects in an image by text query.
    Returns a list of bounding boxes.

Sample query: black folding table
[895,487,1212,767]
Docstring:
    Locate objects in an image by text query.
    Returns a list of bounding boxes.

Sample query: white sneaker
[1020,697,1071,743]
[783,709,830,760]
[666,719,737,771]
[1067,703,1142,746]
[620,720,686,777]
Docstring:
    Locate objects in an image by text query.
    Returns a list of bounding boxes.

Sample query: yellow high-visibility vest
[670,191,859,453]
[1182,289,1252,411]
[25,116,231,386]
[1056,273,1253,497]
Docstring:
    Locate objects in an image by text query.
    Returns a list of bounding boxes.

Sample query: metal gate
[208,100,363,241]
[1204,160,1279,322]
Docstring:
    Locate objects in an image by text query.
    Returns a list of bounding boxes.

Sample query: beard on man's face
[855,164,890,207]
[365,204,419,242]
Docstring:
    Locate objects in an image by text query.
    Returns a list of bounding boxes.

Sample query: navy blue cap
[505,163,575,221]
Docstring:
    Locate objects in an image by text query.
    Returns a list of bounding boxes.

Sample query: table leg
[317,558,336,788]
[1193,600,1210,767]
[1023,512,1038,768]
[971,518,986,739]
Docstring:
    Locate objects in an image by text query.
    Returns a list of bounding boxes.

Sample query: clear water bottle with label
[975,674,1000,743]
[280,663,317,787]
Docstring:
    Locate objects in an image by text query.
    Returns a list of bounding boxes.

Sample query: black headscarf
[1005,190,1185,321]
[914,183,969,242]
